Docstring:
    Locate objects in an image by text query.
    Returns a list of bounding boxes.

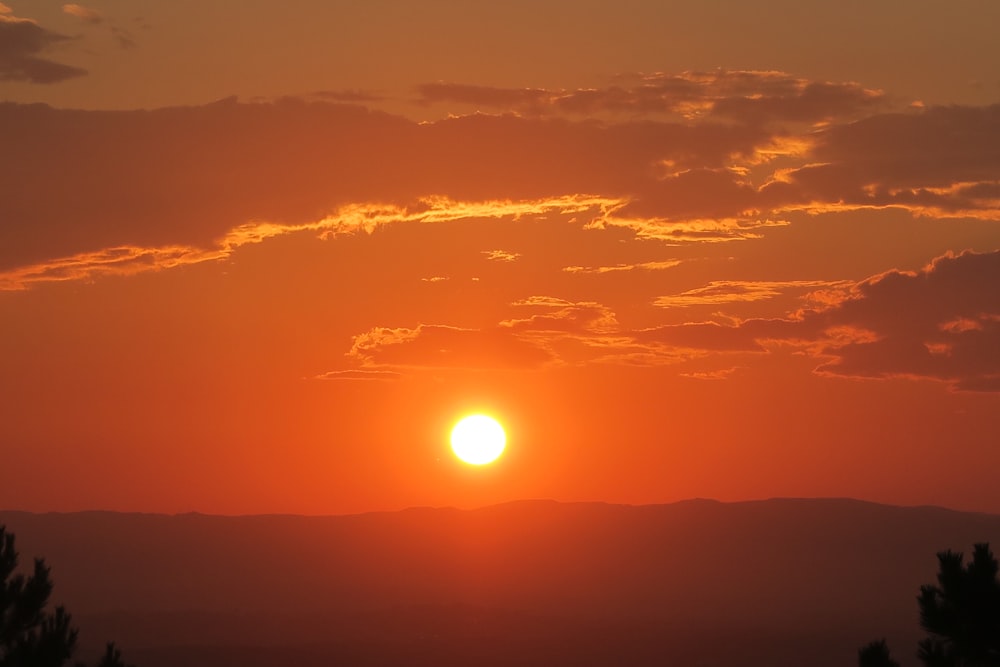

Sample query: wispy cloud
[501,298,620,334]
[482,249,521,262]
[339,293,753,374]
[588,215,791,244]
[348,324,553,370]
[0,244,222,290]
[344,301,647,372]
[654,280,850,307]
[314,370,402,381]
[62,3,102,23]
[679,367,743,380]
[336,251,1000,392]
[563,259,682,274]
[0,195,618,290]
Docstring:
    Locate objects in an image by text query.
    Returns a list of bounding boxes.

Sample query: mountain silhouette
[3,498,998,667]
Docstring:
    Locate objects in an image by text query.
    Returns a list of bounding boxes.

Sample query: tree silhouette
[917,543,1000,667]
[93,644,132,667]
[0,525,133,667]
[860,543,1000,667]
[859,639,901,667]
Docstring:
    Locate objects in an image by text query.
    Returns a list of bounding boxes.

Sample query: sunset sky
[2,0,998,516]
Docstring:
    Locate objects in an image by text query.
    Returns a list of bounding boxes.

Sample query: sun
[450,415,506,465]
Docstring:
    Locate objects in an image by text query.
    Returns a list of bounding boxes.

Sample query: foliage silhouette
[860,543,1000,667]
[0,525,133,667]
[917,543,1000,667]
[859,639,901,667]
[92,644,131,667]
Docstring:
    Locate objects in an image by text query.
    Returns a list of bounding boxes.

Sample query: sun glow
[450,415,506,465]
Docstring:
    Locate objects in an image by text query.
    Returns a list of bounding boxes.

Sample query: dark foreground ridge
[2,498,999,667]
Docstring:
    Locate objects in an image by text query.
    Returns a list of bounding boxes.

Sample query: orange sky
[1,0,999,515]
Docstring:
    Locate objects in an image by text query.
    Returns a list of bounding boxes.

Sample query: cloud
[339,308,713,374]
[0,97,767,285]
[679,367,743,381]
[482,249,521,262]
[333,251,1000,391]
[0,244,225,290]
[626,167,759,219]
[809,250,1000,389]
[0,187,617,290]
[1,95,997,290]
[588,215,791,244]
[0,14,87,83]
[562,259,682,274]
[344,297,694,373]
[761,105,1000,220]
[416,70,886,124]
[344,298,661,372]
[0,194,617,290]
[62,4,102,23]
[60,3,136,53]
[314,370,402,381]
[416,82,551,112]
[635,321,777,353]
[644,251,1000,391]
[654,280,849,307]
[501,298,620,334]
[347,325,553,370]
[708,79,884,124]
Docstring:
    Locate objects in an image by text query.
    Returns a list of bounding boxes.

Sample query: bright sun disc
[450,415,506,465]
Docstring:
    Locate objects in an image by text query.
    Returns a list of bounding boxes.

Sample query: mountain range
[3,498,999,667]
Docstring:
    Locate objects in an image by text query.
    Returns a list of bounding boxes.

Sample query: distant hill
[3,498,999,667]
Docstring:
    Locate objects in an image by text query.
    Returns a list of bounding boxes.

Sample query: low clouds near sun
[337,251,1000,392]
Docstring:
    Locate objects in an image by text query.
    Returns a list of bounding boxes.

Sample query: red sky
[1,0,998,515]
